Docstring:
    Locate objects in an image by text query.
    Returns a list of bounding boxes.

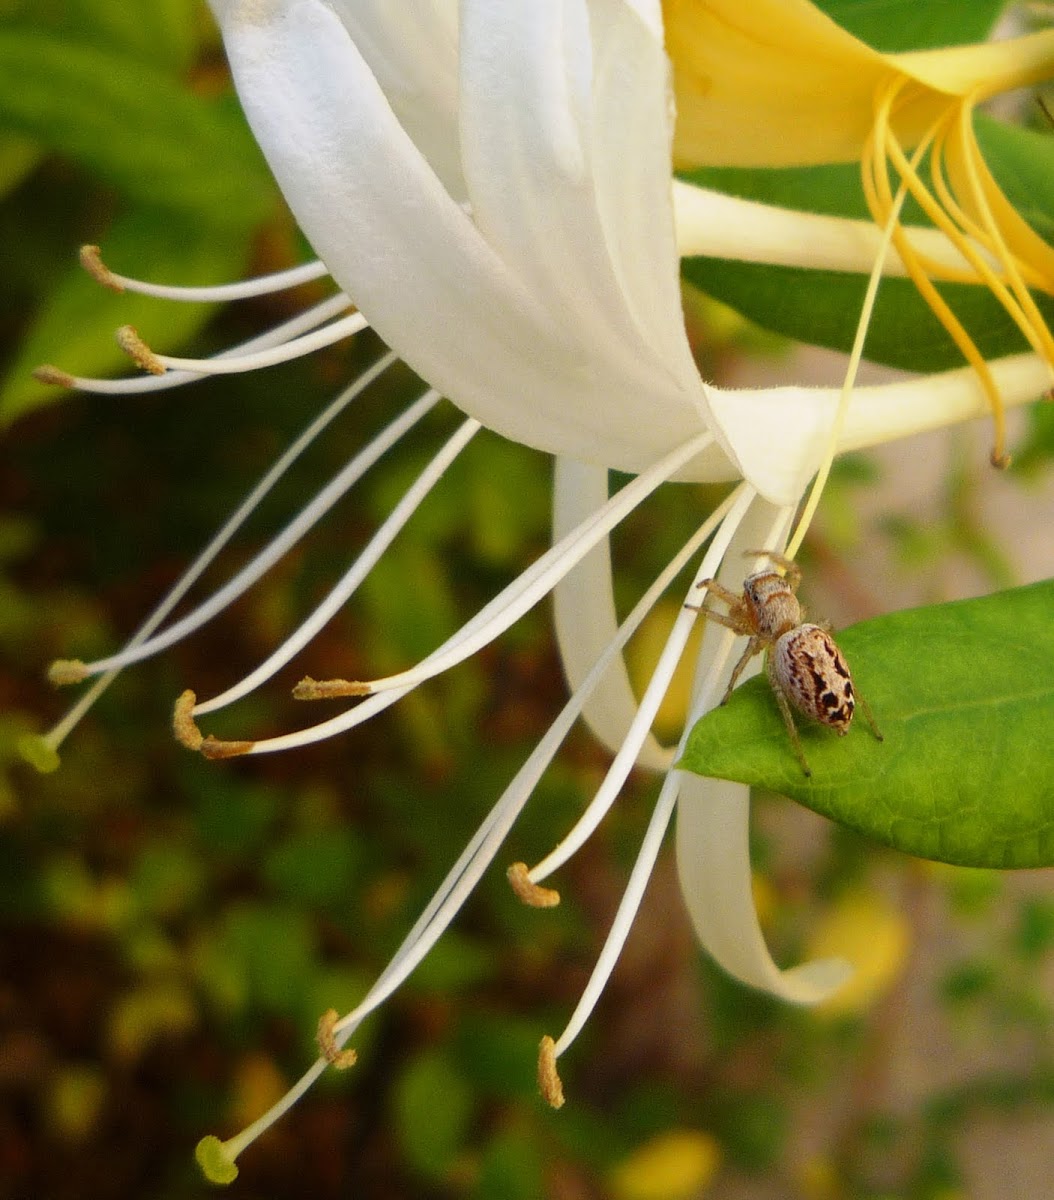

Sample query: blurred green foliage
[2,2,1054,1199]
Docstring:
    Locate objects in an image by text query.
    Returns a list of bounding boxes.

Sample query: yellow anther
[316,1009,357,1070]
[116,325,166,375]
[32,365,76,388]
[200,735,255,760]
[506,862,561,908]
[47,659,89,687]
[537,1035,565,1109]
[79,244,123,292]
[292,675,372,700]
[172,690,204,752]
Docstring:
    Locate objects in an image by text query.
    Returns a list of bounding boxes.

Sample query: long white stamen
[35,293,356,395]
[119,311,368,377]
[552,771,680,1059]
[219,433,715,754]
[526,483,756,885]
[58,369,430,681]
[192,416,482,715]
[80,245,330,302]
[326,495,745,1040]
[44,352,399,747]
[342,435,715,697]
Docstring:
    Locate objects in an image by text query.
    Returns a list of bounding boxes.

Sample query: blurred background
[2,3,1054,1198]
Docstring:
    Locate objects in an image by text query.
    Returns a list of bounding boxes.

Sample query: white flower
[35,0,1051,1178]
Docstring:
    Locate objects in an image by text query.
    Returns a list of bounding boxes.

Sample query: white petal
[708,352,1049,506]
[551,458,672,771]
[322,0,464,196]
[212,0,733,477]
[675,496,850,1003]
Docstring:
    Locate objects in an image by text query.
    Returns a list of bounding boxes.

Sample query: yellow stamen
[537,1035,565,1109]
[506,862,561,908]
[79,244,124,292]
[172,690,204,752]
[116,325,166,375]
[292,675,372,700]
[316,1009,357,1069]
[47,659,89,687]
[200,735,256,760]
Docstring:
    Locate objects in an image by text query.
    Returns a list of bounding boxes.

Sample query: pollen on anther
[79,244,123,292]
[116,325,166,375]
[317,1009,357,1070]
[507,862,561,908]
[32,365,76,389]
[172,690,204,752]
[200,734,256,760]
[47,659,89,687]
[292,675,373,700]
[537,1035,565,1109]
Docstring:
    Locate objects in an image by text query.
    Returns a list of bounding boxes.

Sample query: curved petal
[675,496,850,1003]
[323,0,464,197]
[551,457,672,771]
[210,0,733,478]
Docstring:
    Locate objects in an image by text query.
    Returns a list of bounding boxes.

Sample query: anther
[79,244,123,292]
[292,675,373,700]
[47,659,89,687]
[507,862,561,908]
[316,1009,357,1070]
[32,365,76,389]
[990,448,1012,470]
[200,735,256,760]
[537,1036,565,1109]
[116,325,166,375]
[172,690,204,751]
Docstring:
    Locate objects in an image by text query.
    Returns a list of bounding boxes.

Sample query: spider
[690,551,882,776]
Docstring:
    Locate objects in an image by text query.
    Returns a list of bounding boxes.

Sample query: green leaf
[680,580,1054,870]
[0,208,255,425]
[681,117,1054,374]
[816,0,1004,51]
[393,1050,475,1181]
[0,32,274,220]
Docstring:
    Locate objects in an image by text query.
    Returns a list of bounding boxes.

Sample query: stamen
[80,244,330,301]
[115,325,166,375]
[200,735,255,760]
[41,354,396,752]
[316,1010,357,1069]
[507,862,560,908]
[188,494,742,1164]
[116,312,369,377]
[294,433,714,709]
[524,484,756,886]
[537,1036,565,1109]
[35,292,355,395]
[292,676,371,700]
[191,417,480,717]
[48,659,89,687]
[172,690,203,751]
[58,376,431,681]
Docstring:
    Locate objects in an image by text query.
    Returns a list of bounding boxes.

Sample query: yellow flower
[665,0,1054,465]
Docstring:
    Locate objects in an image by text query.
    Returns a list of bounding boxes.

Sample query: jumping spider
[691,551,882,776]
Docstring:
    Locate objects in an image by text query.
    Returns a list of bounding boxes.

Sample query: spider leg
[766,654,812,776]
[693,578,744,608]
[721,635,765,705]
[854,685,884,742]
[743,549,801,592]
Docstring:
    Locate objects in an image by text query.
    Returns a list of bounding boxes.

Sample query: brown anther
[316,1009,357,1070]
[116,325,166,375]
[200,735,255,760]
[79,244,123,292]
[32,365,76,388]
[292,675,372,700]
[990,448,1012,470]
[507,862,560,908]
[172,690,203,752]
[537,1036,565,1109]
[47,659,89,687]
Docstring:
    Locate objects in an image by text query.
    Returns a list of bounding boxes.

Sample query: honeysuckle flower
[31,0,1054,1180]
[665,0,1054,467]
